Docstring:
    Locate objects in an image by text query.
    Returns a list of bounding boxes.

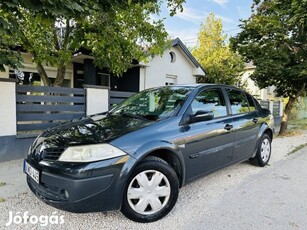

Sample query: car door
[225,88,260,161]
[181,87,235,181]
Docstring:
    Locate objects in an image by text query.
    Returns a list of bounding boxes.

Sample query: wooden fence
[16,85,86,138]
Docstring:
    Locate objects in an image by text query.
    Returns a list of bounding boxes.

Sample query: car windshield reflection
[110,86,192,121]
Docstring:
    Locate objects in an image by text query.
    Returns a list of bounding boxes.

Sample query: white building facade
[241,62,278,100]
[139,38,206,91]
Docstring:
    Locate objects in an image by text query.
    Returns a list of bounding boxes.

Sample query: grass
[0,182,6,187]
[288,118,307,130]
[278,130,303,137]
[0,198,5,202]
[276,118,307,138]
[288,143,307,155]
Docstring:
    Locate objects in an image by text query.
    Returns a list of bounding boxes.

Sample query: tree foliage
[0,0,185,86]
[230,0,307,134]
[192,13,245,85]
[81,3,170,76]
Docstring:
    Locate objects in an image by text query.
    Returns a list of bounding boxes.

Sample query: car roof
[170,83,244,91]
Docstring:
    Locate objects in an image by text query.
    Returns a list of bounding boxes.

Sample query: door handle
[224,124,233,131]
[252,118,258,123]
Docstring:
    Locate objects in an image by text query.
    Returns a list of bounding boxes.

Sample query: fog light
[61,189,69,199]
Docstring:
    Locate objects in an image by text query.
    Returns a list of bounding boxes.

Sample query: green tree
[0,0,184,86]
[192,13,245,85]
[230,0,307,135]
[0,0,119,71]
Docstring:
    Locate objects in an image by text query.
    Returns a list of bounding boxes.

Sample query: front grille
[41,148,65,161]
[30,143,42,163]
[27,176,67,201]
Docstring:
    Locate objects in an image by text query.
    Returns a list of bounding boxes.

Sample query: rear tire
[250,133,272,167]
[121,156,179,222]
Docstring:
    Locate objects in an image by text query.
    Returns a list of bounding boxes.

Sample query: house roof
[171,38,206,74]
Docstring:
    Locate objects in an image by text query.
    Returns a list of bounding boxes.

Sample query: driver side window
[191,89,227,118]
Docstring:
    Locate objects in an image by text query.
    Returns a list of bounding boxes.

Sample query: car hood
[32,114,153,150]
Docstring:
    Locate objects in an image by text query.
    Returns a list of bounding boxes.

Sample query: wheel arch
[128,140,186,188]
[114,142,186,210]
[251,123,274,158]
[263,128,273,141]
[141,148,185,188]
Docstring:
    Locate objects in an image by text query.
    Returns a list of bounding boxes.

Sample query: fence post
[269,100,274,115]
[84,85,109,116]
[0,79,17,136]
[279,101,283,117]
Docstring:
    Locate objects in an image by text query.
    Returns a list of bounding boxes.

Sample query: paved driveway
[188,145,307,230]
[0,133,306,229]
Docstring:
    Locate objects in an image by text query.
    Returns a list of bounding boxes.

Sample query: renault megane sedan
[24,84,274,222]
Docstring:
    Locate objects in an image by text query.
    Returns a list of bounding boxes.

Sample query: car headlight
[58,144,127,162]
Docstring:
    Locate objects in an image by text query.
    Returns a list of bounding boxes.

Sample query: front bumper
[25,156,131,213]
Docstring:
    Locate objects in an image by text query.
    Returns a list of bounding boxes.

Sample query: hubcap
[260,138,271,162]
[127,170,171,215]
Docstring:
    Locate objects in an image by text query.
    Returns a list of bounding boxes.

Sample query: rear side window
[226,89,249,114]
[246,93,256,111]
[251,96,262,110]
[191,89,227,118]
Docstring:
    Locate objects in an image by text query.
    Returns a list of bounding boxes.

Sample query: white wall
[85,86,109,115]
[139,67,146,92]
[0,66,9,78]
[0,81,16,136]
[241,69,260,96]
[140,47,200,91]
[242,67,278,100]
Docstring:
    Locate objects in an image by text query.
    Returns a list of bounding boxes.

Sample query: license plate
[24,161,40,184]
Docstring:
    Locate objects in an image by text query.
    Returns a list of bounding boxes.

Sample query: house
[138,38,206,90]
[72,38,205,92]
[1,38,205,93]
[241,62,285,129]
[241,62,278,100]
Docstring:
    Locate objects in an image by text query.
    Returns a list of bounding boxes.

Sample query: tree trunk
[53,65,66,87]
[279,82,306,135]
[279,96,296,135]
[36,62,51,86]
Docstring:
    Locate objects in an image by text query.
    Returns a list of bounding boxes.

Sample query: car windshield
[110,86,192,121]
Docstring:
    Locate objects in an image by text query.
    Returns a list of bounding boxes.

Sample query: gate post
[84,85,109,116]
[269,100,274,116]
[0,79,17,136]
[279,101,283,117]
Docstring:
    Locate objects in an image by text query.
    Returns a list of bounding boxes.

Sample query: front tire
[250,133,272,167]
[121,156,179,222]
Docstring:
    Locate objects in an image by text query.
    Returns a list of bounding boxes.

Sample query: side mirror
[190,110,214,123]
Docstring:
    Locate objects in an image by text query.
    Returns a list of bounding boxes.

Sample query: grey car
[24,84,274,222]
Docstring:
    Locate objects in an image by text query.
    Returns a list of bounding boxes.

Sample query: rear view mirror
[190,110,214,123]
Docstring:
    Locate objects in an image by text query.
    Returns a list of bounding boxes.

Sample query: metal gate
[109,91,135,109]
[16,85,86,138]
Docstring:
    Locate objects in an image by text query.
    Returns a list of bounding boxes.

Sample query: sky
[157,0,253,47]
